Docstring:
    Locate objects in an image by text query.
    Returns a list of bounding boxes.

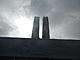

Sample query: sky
[0,0,80,39]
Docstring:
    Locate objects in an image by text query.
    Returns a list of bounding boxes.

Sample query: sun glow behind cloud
[13,16,33,38]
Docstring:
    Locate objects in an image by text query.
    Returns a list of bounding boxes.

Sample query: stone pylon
[42,17,50,39]
[32,16,40,39]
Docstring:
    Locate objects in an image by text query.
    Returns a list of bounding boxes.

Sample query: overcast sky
[0,0,80,39]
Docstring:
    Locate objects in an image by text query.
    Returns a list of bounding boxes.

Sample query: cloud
[0,0,80,39]
[37,0,80,39]
[29,0,80,39]
[29,0,52,16]
[0,0,32,37]
[0,15,13,36]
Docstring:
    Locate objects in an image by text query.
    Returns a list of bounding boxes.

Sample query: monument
[42,17,50,39]
[0,16,80,60]
[32,16,39,39]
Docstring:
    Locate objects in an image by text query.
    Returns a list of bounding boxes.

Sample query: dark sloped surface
[0,37,80,59]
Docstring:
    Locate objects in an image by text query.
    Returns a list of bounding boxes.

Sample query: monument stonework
[0,16,80,59]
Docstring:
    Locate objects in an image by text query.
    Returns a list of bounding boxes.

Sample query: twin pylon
[32,16,50,39]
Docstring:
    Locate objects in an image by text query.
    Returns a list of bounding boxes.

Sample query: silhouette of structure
[32,16,39,39]
[0,16,80,60]
[32,16,50,39]
[42,17,50,39]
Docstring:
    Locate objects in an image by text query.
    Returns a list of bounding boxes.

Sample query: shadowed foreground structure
[0,17,80,60]
[42,17,50,39]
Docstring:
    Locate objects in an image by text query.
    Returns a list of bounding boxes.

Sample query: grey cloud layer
[0,0,80,39]
[0,15,13,36]
[0,0,31,37]
[29,0,80,39]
